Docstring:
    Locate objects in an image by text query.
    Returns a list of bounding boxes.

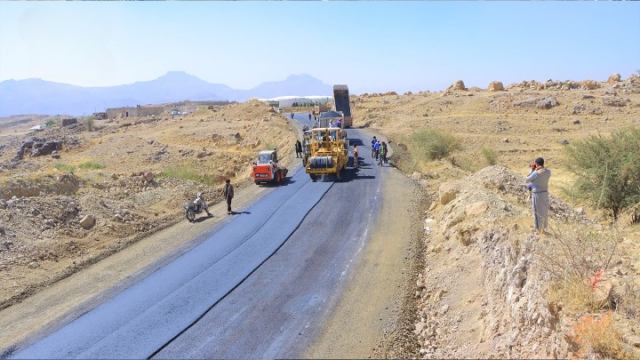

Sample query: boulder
[557,139,570,145]
[450,80,466,90]
[536,97,559,109]
[80,215,96,229]
[439,182,459,205]
[592,278,612,305]
[488,81,504,91]
[607,73,621,83]
[602,97,629,107]
[144,172,154,182]
[581,80,598,90]
[51,150,60,159]
[514,97,540,107]
[32,141,62,157]
[465,201,488,218]
[62,118,78,127]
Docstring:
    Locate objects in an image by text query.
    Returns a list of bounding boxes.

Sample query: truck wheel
[310,174,317,182]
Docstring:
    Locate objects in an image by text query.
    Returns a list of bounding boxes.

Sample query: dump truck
[312,104,329,118]
[305,112,349,181]
[333,85,352,128]
[252,149,288,185]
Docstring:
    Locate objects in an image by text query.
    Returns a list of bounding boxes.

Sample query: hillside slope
[354,74,640,358]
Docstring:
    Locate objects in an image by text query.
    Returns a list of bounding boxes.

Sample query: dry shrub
[481,147,498,165]
[567,312,638,359]
[547,275,603,314]
[537,222,621,313]
[161,163,218,186]
[410,128,462,161]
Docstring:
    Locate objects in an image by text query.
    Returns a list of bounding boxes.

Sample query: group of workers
[371,136,388,166]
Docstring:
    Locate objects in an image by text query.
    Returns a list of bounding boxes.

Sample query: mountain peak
[286,74,315,80]
[157,71,200,81]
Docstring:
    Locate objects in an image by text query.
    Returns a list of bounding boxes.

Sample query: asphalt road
[12,113,386,359]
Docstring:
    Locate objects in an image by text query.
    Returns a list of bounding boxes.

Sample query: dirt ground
[1,73,639,358]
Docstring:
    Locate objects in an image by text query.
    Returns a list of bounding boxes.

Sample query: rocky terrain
[1,72,639,359]
[0,100,297,310]
[354,73,640,358]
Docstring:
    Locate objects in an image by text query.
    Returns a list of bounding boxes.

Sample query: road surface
[10,113,405,359]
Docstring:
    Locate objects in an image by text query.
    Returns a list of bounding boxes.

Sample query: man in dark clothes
[295,140,302,158]
[222,179,234,215]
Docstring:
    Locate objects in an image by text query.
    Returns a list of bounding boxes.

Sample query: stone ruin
[13,137,63,160]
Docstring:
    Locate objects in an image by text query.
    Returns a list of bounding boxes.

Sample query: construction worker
[371,136,377,158]
[353,145,359,169]
[295,140,303,158]
[382,141,388,163]
[221,179,234,215]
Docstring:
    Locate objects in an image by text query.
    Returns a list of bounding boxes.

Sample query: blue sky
[1,1,638,94]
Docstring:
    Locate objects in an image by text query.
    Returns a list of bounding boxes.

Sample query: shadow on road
[279,178,296,186]
[192,215,214,223]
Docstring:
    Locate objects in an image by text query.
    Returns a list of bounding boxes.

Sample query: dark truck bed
[332,85,352,128]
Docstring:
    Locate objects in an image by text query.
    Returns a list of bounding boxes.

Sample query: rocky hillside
[0,100,297,309]
[354,74,640,359]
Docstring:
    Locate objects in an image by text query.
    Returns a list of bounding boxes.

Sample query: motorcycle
[184,194,211,222]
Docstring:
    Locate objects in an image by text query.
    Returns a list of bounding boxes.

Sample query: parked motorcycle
[184,193,211,222]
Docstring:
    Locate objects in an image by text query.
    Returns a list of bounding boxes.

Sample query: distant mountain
[0,72,333,117]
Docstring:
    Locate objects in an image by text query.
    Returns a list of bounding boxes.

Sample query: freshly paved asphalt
[11,113,386,359]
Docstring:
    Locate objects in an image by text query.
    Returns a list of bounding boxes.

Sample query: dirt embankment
[358,74,640,359]
[0,100,297,310]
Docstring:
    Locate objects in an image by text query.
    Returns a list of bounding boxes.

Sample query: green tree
[564,126,640,220]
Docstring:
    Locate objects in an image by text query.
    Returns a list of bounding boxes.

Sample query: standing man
[291,113,294,119]
[222,179,235,215]
[295,140,303,158]
[374,140,380,160]
[308,113,312,121]
[524,157,551,236]
[382,141,388,163]
[371,136,377,158]
[353,145,359,169]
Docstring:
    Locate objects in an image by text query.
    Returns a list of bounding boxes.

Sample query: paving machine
[305,112,349,181]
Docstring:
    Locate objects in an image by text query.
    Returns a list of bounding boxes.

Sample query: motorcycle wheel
[186,208,196,222]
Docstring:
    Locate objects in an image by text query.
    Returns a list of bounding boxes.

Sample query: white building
[258,95,332,108]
